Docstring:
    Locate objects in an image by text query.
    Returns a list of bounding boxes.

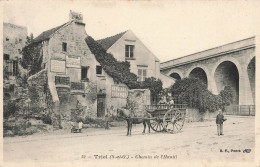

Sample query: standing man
[216,109,227,136]
[105,106,114,130]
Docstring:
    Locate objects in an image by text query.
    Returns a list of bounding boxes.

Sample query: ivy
[21,35,162,99]
[87,36,140,88]
[85,36,138,88]
[85,36,163,98]
[139,77,163,103]
[21,42,43,75]
[170,78,233,113]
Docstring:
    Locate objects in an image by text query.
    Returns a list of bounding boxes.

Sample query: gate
[97,94,106,117]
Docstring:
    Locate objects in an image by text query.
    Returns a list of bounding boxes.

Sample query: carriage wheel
[163,109,185,133]
[150,118,164,132]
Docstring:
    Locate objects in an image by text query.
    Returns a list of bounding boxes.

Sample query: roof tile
[31,22,68,44]
[97,31,127,50]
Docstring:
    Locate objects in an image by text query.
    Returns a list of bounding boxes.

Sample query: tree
[140,77,163,104]
[25,33,34,46]
[219,86,233,111]
[21,42,43,75]
[170,78,233,113]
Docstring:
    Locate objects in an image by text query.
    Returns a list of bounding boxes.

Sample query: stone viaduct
[160,37,255,108]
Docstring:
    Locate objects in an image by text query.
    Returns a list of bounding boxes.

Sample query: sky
[3,0,256,62]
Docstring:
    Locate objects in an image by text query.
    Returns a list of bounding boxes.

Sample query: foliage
[25,33,34,45]
[85,36,138,88]
[21,42,43,75]
[219,86,233,111]
[4,100,20,118]
[28,86,40,107]
[3,118,37,137]
[85,36,163,98]
[41,112,52,125]
[4,101,16,118]
[141,77,163,96]
[140,77,163,103]
[170,78,233,113]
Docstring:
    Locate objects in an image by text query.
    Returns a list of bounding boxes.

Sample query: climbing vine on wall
[85,36,163,97]
[85,36,138,88]
[21,42,43,75]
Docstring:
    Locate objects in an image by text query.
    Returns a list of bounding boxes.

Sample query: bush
[4,100,19,118]
[3,117,38,137]
[140,77,163,104]
[42,114,52,125]
[170,78,233,113]
[21,42,43,75]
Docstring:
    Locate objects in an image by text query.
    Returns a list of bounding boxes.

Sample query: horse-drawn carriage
[117,104,187,135]
[145,104,187,133]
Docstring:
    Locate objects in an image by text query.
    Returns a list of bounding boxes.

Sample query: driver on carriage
[158,96,167,104]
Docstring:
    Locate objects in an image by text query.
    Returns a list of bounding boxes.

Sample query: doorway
[97,94,106,117]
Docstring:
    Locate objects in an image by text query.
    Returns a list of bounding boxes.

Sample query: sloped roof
[97,31,127,50]
[159,73,175,89]
[31,22,68,44]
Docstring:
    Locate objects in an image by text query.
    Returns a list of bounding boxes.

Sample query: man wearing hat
[216,109,227,136]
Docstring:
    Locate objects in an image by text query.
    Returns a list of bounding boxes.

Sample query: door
[97,94,106,117]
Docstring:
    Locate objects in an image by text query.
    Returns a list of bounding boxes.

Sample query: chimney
[69,10,83,23]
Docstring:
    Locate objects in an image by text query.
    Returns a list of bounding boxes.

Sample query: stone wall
[27,69,48,107]
[104,73,128,113]
[127,89,151,117]
[27,68,98,126]
[3,23,27,60]
[185,108,218,122]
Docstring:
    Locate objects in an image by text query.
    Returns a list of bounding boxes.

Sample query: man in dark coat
[105,106,114,129]
[216,109,227,136]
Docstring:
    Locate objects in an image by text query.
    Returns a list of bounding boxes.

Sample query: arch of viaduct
[160,37,255,106]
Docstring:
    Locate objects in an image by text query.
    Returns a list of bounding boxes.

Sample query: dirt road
[4,116,255,164]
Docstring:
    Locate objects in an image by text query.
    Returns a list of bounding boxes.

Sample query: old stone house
[3,23,28,102]
[24,11,129,122]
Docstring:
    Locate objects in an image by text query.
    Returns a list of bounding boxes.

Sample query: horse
[117,108,151,136]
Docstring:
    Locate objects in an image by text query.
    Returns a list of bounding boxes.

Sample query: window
[96,65,102,75]
[4,54,10,60]
[62,42,67,52]
[13,60,18,76]
[6,37,9,41]
[81,66,89,81]
[138,68,147,82]
[19,39,22,42]
[125,45,134,58]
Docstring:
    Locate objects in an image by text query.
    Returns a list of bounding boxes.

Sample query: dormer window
[62,42,67,52]
[125,45,134,58]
